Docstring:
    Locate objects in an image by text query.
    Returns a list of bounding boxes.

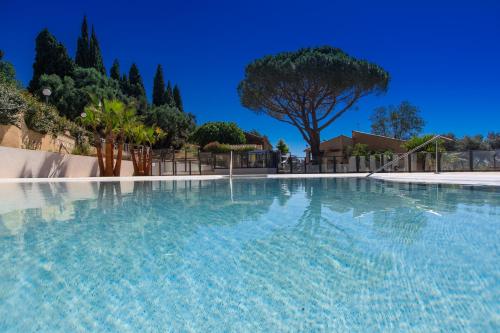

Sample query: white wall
[0,146,134,178]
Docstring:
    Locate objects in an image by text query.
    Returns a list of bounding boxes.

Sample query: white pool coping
[0,172,499,186]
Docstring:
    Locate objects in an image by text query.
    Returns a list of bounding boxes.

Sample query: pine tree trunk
[309,134,321,165]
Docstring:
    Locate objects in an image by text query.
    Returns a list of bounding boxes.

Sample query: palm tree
[128,124,164,176]
[80,98,137,176]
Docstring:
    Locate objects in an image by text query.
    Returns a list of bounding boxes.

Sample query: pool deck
[0,172,499,186]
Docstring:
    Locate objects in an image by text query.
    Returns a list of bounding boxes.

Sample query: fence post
[290,154,293,174]
[189,160,192,175]
[173,150,176,175]
[158,152,162,176]
[304,159,307,174]
[333,156,337,173]
[408,154,412,173]
[469,150,474,171]
[356,156,360,173]
[198,149,202,175]
[185,148,187,172]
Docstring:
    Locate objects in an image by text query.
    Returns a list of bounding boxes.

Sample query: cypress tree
[152,64,166,106]
[128,63,147,113]
[28,29,74,92]
[128,63,145,98]
[173,84,183,112]
[165,80,174,106]
[89,25,105,74]
[110,59,120,81]
[75,16,90,67]
[119,73,129,95]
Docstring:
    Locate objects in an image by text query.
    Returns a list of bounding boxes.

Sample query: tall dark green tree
[119,73,129,95]
[110,59,120,81]
[165,80,174,106]
[238,46,389,163]
[28,29,74,92]
[89,26,105,74]
[152,64,167,106]
[128,63,145,97]
[127,63,147,113]
[75,16,90,68]
[173,84,183,111]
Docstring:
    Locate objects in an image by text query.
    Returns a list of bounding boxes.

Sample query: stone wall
[0,146,134,178]
[0,124,75,153]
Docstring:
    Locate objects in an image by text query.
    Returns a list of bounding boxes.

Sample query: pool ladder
[366,135,454,177]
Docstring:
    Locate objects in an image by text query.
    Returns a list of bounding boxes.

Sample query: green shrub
[403,135,444,153]
[203,141,258,153]
[71,142,92,156]
[0,82,25,126]
[203,141,230,153]
[23,92,60,135]
[191,122,246,147]
[346,143,369,156]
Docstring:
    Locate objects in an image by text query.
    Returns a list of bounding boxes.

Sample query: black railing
[277,150,500,174]
[151,149,279,176]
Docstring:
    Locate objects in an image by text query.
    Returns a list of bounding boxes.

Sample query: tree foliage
[347,143,369,156]
[487,132,500,149]
[75,17,105,74]
[110,59,120,81]
[191,122,246,147]
[238,46,389,162]
[165,81,174,106]
[370,101,425,139]
[0,52,17,85]
[173,84,183,111]
[403,135,444,153]
[146,105,196,149]
[75,16,90,68]
[127,63,147,113]
[0,82,25,126]
[23,92,61,134]
[89,26,106,74]
[80,98,139,176]
[152,65,167,106]
[276,139,289,154]
[28,29,74,92]
[38,67,127,120]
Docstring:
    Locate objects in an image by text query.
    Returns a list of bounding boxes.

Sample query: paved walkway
[0,172,499,186]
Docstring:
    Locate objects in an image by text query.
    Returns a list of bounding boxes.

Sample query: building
[305,130,407,162]
[244,132,273,150]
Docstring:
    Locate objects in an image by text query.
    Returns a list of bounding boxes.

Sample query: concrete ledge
[0,172,499,187]
[370,172,500,186]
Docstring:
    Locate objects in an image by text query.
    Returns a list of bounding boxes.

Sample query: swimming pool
[0,178,498,332]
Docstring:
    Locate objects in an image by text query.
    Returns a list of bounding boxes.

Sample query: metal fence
[278,150,500,174]
[151,150,280,176]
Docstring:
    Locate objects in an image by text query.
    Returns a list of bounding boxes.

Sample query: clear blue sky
[1,0,499,154]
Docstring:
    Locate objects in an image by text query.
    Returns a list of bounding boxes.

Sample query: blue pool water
[0,178,498,332]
